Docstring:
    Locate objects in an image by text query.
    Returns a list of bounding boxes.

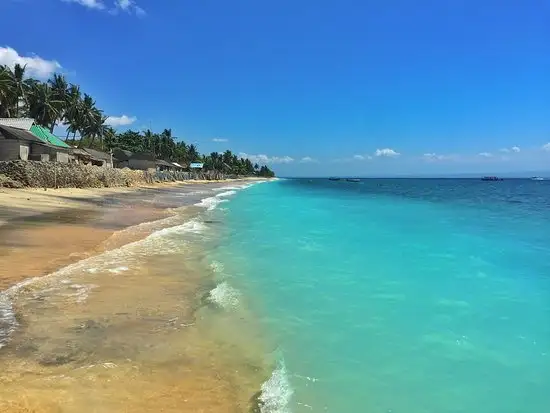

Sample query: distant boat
[531,177,544,181]
[346,178,361,183]
[328,177,341,181]
[481,176,503,181]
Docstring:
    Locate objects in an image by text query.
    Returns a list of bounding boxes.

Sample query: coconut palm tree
[48,74,68,132]
[3,64,32,117]
[64,84,82,141]
[26,82,63,130]
[0,65,13,117]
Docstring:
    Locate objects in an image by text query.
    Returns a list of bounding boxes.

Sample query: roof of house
[70,148,92,157]
[0,118,35,131]
[84,148,111,161]
[172,162,184,168]
[156,159,174,167]
[0,125,47,144]
[30,125,71,148]
[112,148,133,161]
[132,152,155,161]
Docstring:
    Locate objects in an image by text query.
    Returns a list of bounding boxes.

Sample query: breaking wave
[258,360,294,413]
[215,190,237,198]
[0,294,16,350]
[0,217,208,349]
[208,282,240,309]
[195,196,229,211]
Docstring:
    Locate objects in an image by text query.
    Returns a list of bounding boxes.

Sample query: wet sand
[0,180,271,413]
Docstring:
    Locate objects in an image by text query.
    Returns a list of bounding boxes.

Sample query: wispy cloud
[105,115,137,127]
[300,156,318,163]
[239,153,294,165]
[113,0,146,16]
[212,138,228,143]
[375,148,400,157]
[63,0,105,10]
[500,146,520,153]
[0,46,62,79]
[422,153,456,161]
[478,152,493,158]
[353,154,365,160]
[542,143,550,152]
[62,0,145,16]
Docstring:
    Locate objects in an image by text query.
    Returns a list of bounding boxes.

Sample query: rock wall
[0,161,188,188]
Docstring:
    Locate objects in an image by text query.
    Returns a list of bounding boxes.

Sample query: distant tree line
[0,64,275,177]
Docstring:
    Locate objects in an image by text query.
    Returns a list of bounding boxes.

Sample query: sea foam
[0,217,208,348]
[195,196,229,211]
[258,360,294,413]
[0,295,16,350]
[208,282,240,309]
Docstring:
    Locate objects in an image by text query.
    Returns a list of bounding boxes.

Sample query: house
[29,125,71,163]
[0,118,71,162]
[156,159,175,171]
[0,124,47,161]
[82,148,113,167]
[112,148,156,170]
[112,148,132,168]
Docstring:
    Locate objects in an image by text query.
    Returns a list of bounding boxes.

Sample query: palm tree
[4,64,31,117]
[187,144,200,164]
[103,126,117,151]
[48,74,68,132]
[0,65,13,117]
[26,82,63,130]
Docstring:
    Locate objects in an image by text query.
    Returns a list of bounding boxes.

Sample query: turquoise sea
[210,178,550,413]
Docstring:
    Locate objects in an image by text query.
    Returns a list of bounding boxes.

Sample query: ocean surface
[210,178,550,413]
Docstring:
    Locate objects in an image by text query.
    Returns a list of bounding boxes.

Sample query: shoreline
[0,178,271,412]
[0,179,264,289]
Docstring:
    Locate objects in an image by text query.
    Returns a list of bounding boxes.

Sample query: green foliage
[0,65,276,177]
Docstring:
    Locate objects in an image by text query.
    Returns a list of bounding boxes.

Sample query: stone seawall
[0,160,197,188]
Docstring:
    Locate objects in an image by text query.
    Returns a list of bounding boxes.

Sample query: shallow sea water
[211,178,550,413]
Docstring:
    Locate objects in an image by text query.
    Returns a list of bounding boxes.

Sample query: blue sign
[190,162,204,169]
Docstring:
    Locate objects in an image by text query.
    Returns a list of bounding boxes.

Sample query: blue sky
[2,0,549,176]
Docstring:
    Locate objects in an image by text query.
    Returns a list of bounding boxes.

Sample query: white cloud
[500,146,520,153]
[113,0,145,16]
[212,138,228,143]
[423,153,460,162]
[375,148,400,157]
[543,143,550,152]
[105,115,137,127]
[300,156,317,163]
[63,0,105,9]
[0,46,62,79]
[423,153,445,161]
[63,0,145,16]
[353,154,368,161]
[239,153,294,165]
[478,152,493,158]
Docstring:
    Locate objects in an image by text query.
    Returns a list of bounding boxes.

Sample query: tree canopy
[0,64,275,177]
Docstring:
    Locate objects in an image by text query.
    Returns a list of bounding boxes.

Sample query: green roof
[30,125,71,148]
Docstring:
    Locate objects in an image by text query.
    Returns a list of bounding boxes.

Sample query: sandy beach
[0,179,270,413]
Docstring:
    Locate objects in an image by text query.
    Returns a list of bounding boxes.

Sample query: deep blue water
[211,179,550,413]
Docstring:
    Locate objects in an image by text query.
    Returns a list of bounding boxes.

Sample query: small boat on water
[531,177,544,181]
[328,177,341,181]
[346,178,361,183]
[481,176,503,181]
